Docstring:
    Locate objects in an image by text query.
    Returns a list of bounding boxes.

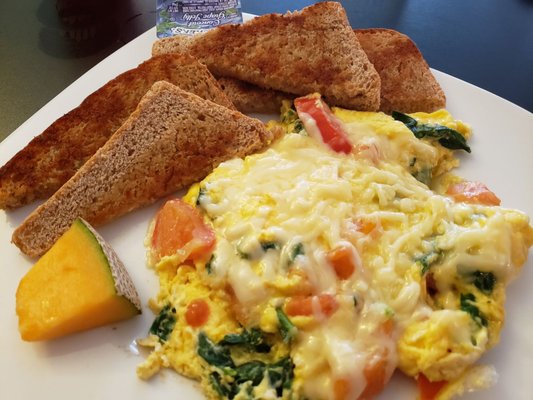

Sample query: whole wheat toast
[0,53,235,210]
[152,2,381,112]
[12,81,274,258]
[355,28,446,113]
[217,77,289,114]
[175,28,444,115]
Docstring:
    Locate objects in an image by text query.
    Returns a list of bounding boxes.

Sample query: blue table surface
[0,0,531,141]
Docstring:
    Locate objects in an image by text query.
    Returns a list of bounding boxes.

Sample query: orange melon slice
[16,218,141,341]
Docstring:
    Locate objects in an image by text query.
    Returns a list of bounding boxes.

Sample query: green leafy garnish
[220,327,271,353]
[276,307,297,343]
[149,304,176,342]
[416,249,442,275]
[281,106,304,133]
[460,293,487,327]
[234,360,267,386]
[392,111,471,153]
[472,271,496,294]
[288,243,304,265]
[197,331,235,369]
[412,168,433,185]
[267,357,294,395]
[205,254,215,274]
[198,331,294,399]
[384,306,395,318]
[260,241,280,252]
[209,372,231,397]
[237,247,251,260]
[196,186,207,206]
[293,118,304,132]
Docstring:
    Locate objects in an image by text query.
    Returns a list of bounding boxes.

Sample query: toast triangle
[355,28,446,113]
[211,28,447,115]
[152,2,381,112]
[12,81,273,258]
[0,54,234,210]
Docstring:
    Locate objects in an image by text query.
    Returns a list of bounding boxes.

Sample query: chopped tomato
[185,299,210,327]
[446,181,501,206]
[285,294,339,318]
[333,378,351,400]
[327,245,357,280]
[361,355,390,399]
[354,217,377,235]
[151,199,215,264]
[294,93,352,154]
[333,351,391,400]
[417,374,447,400]
[380,318,394,336]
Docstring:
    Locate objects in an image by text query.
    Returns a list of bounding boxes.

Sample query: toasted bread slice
[205,27,446,115]
[152,2,381,111]
[217,77,289,114]
[0,53,235,210]
[12,81,274,258]
[354,28,446,113]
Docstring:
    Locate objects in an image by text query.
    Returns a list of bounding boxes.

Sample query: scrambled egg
[137,104,533,400]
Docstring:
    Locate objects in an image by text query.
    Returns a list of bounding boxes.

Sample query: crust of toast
[0,53,235,210]
[152,2,381,111]
[217,77,289,114]
[12,81,274,258]
[355,28,446,113]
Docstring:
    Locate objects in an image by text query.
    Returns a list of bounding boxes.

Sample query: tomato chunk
[417,374,447,400]
[285,294,339,318]
[327,245,357,280]
[333,351,391,400]
[361,355,390,399]
[446,181,501,206]
[185,299,210,327]
[294,94,352,154]
[354,217,377,235]
[151,199,215,264]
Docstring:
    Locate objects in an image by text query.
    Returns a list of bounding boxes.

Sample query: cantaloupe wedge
[16,218,141,341]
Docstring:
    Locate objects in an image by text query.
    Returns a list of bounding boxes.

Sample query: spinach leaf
[260,240,280,252]
[236,246,251,260]
[460,293,487,327]
[281,107,298,124]
[267,356,294,395]
[472,271,496,294]
[199,331,294,398]
[416,249,442,275]
[392,111,471,153]
[412,168,433,186]
[392,111,418,129]
[220,327,271,353]
[205,254,215,274]
[149,304,176,342]
[197,331,235,369]
[294,119,304,132]
[234,360,267,386]
[209,371,231,397]
[288,243,304,265]
[276,307,297,342]
[281,107,304,133]
[196,186,207,206]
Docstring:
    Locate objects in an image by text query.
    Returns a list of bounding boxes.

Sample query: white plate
[1,17,533,400]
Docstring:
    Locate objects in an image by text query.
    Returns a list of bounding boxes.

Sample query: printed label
[156,0,243,37]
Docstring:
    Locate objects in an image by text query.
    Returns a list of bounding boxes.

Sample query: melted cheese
[193,118,533,398]
[141,109,533,400]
